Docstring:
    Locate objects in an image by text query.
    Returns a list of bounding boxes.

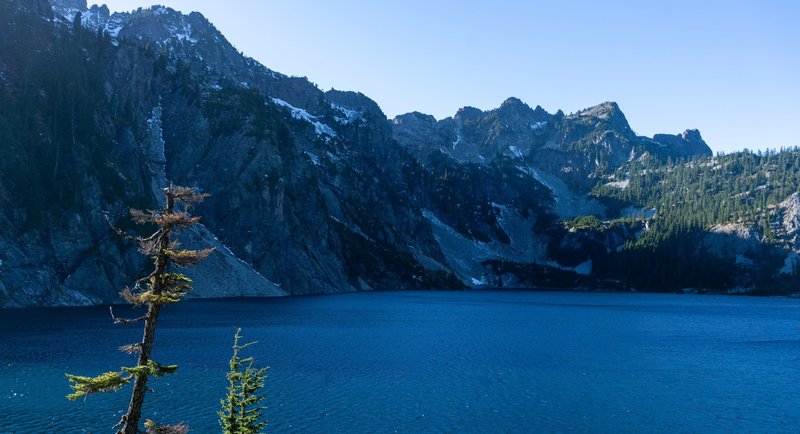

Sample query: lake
[1,290,799,433]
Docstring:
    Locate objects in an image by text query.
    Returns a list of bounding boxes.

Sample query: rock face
[652,129,713,160]
[780,193,800,237]
[0,0,788,307]
[0,0,464,307]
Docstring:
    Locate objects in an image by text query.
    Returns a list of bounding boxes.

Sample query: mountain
[0,0,795,307]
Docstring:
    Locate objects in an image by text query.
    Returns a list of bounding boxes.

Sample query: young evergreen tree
[66,185,214,434]
[219,328,268,434]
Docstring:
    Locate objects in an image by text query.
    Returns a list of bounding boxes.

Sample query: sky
[100,0,800,153]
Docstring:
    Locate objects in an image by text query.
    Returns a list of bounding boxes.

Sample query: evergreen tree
[219,328,268,434]
[66,185,214,434]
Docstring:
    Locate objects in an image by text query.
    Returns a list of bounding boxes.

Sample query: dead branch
[109,306,147,324]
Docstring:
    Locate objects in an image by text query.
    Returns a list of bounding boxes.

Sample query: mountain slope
[0,0,796,307]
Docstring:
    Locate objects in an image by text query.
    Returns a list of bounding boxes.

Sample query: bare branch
[114,415,127,430]
[118,343,143,354]
[137,237,160,257]
[104,212,139,242]
[109,306,147,325]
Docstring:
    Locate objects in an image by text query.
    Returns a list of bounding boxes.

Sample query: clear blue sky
[101,0,799,153]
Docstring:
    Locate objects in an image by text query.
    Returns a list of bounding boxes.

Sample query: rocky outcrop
[780,193,800,237]
[652,129,713,159]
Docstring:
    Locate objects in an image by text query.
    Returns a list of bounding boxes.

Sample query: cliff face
[0,1,290,306]
[1,0,469,307]
[0,1,789,307]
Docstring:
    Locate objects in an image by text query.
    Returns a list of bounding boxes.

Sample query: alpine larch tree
[66,185,214,434]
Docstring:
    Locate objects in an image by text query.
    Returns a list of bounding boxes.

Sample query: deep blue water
[1,290,800,433]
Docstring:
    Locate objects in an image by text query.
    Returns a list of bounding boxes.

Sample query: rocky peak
[118,5,201,45]
[326,89,385,120]
[533,105,549,116]
[49,0,86,22]
[392,112,444,156]
[494,97,545,123]
[454,106,483,122]
[394,111,437,126]
[326,89,390,138]
[681,129,702,142]
[51,0,85,8]
[74,3,322,114]
[575,101,633,133]
[577,101,621,119]
[499,96,530,111]
[652,129,712,159]
[75,3,110,30]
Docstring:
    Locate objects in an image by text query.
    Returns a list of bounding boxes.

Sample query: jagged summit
[681,128,703,142]
[392,96,710,171]
[394,111,437,124]
[499,96,531,111]
[454,106,483,121]
[575,101,622,119]
[571,101,634,135]
[652,129,712,158]
[50,0,85,21]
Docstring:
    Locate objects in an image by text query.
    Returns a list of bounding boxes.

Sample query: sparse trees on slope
[66,185,213,434]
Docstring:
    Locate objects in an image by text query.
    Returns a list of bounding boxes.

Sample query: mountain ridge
[0,0,796,308]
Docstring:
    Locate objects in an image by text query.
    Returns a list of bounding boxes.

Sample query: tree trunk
[118,192,173,434]
[118,303,161,434]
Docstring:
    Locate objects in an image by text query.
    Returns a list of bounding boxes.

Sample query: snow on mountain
[272,97,337,138]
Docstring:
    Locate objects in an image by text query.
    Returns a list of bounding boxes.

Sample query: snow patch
[604,179,629,189]
[161,19,198,45]
[304,151,321,166]
[452,131,463,150]
[105,17,125,39]
[331,104,363,124]
[530,121,547,130]
[272,97,337,138]
[52,4,80,23]
[508,146,524,158]
[471,277,487,286]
